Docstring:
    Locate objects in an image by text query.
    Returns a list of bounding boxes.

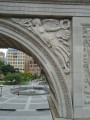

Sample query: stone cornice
[0,0,90,5]
[0,0,90,17]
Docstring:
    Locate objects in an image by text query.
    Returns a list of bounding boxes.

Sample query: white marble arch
[1,1,90,120]
[0,19,72,120]
[72,17,90,119]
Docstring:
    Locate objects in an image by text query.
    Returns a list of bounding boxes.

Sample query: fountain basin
[11,86,50,95]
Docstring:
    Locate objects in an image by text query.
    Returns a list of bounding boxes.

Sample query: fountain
[11,86,50,95]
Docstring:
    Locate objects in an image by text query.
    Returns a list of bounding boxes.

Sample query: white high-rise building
[6,48,25,72]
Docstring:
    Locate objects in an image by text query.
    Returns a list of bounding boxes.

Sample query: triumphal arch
[0,0,90,120]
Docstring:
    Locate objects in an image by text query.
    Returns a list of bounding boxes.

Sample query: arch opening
[0,18,72,119]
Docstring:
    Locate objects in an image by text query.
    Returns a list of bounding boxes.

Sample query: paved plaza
[0,85,52,120]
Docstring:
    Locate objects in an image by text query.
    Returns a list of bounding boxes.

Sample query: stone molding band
[0,0,90,5]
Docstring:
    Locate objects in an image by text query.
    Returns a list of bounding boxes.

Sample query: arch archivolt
[0,18,72,119]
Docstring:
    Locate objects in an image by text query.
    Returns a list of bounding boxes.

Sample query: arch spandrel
[0,18,72,119]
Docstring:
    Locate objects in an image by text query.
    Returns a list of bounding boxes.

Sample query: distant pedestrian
[18,92,19,96]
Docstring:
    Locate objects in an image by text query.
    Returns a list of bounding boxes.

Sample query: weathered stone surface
[0,1,90,17]
[0,1,90,120]
[0,18,72,119]
[0,0,90,4]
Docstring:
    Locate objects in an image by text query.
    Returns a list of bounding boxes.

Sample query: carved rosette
[83,27,90,105]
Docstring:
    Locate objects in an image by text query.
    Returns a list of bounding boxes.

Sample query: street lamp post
[0,84,3,96]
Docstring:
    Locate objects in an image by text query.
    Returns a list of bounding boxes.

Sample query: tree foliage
[32,73,38,80]
[2,64,15,75]
[0,60,4,67]
[0,60,5,74]
[3,73,22,85]
[22,72,32,81]
[3,72,33,85]
[0,60,16,76]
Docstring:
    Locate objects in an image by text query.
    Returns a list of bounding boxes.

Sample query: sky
[0,49,7,56]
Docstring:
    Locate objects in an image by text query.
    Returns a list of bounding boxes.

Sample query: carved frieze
[83,27,90,105]
[12,18,71,74]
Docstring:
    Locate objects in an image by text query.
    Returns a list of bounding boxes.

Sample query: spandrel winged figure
[12,18,70,74]
[30,18,70,73]
[42,19,70,73]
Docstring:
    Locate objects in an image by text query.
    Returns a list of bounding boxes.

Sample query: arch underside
[0,19,72,119]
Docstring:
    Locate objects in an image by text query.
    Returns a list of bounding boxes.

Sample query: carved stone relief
[0,19,72,118]
[83,27,90,105]
[12,18,71,74]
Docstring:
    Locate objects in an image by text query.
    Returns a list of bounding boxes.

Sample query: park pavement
[0,85,52,120]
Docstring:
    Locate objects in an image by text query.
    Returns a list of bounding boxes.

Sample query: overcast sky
[0,49,7,53]
[0,49,7,56]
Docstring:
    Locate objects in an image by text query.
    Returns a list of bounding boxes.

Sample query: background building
[6,48,41,75]
[0,52,5,61]
[6,48,25,72]
[25,54,41,76]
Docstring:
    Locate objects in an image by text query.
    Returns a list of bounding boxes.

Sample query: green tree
[0,60,4,66]
[15,68,20,73]
[32,73,38,80]
[3,73,22,85]
[2,64,15,75]
[22,72,32,81]
[0,60,5,74]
